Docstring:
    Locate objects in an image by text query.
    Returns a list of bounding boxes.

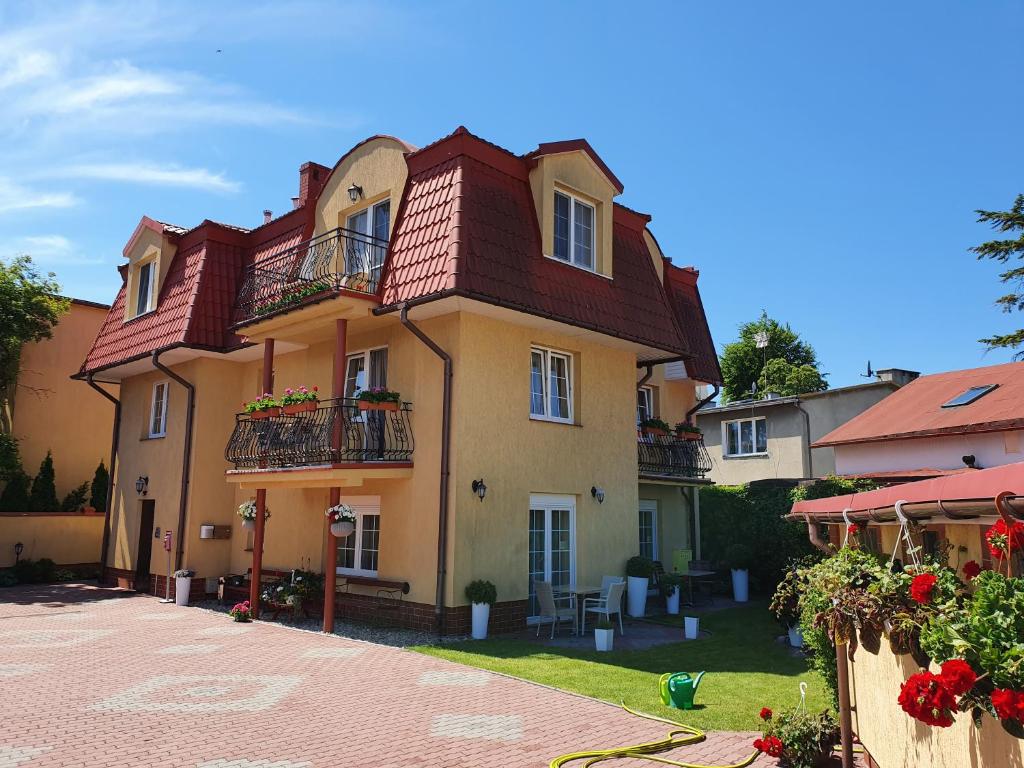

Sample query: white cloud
[0,50,58,90]
[0,177,77,214]
[0,234,104,265]
[58,163,241,193]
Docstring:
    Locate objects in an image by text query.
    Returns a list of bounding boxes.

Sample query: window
[941,384,997,408]
[336,502,381,576]
[723,417,767,456]
[136,262,154,315]
[639,501,658,561]
[149,381,168,438]
[637,387,654,425]
[344,348,388,399]
[527,495,576,620]
[552,191,594,270]
[345,200,391,282]
[530,347,572,422]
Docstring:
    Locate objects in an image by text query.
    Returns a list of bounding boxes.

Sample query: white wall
[834,429,1024,475]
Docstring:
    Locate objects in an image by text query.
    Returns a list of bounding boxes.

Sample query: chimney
[876,368,920,388]
[298,161,330,207]
[263,209,272,225]
[291,196,301,210]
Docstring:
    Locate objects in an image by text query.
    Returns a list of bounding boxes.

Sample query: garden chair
[689,559,718,605]
[534,580,577,639]
[598,575,624,600]
[582,580,626,635]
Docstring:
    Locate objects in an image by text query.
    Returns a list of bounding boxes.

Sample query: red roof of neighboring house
[662,264,722,384]
[841,467,979,483]
[814,361,1024,447]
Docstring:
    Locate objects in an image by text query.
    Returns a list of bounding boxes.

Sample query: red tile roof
[662,264,722,384]
[814,361,1024,446]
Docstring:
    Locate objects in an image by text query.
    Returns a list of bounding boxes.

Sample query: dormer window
[136,262,154,315]
[553,191,594,271]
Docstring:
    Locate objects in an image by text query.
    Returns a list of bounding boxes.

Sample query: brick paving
[0,584,786,768]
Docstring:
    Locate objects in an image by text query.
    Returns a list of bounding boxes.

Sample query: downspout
[400,304,452,637]
[636,363,654,388]
[803,514,831,554]
[794,399,813,478]
[685,383,719,425]
[152,349,195,572]
[85,374,120,574]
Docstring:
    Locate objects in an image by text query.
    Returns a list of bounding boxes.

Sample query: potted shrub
[237,499,270,531]
[357,387,401,412]
[326,503,356,538]
[640,417,672,437]
[594,618,615,651]
[245,393,281,420]
[465,579,497,639]
[173,568,195,606]
[754,706,839,768]
[726,542,754,603]
[661,572,684,615]
[228,600,252,622]
[626,555,654,617]
[281,385,320,415]
[674,422,703,441]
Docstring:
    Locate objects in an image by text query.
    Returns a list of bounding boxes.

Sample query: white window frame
[148,380,169,438]
[551,190,596,272]
[343,345,389,400]
[346,199,391,241]
[530,345,574,424]
[637,386,654,426]
[135,260,156,316]
[527,493,577,624]
[722,416,768,457]
[639,500,658,561]
[335,498,381,578]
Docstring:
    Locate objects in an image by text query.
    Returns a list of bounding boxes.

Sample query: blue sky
[1,1,1021,387]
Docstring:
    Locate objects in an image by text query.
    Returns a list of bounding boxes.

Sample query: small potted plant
[640,417,672,437]
[726,542,753,603]
[228,600,252,622]
[245,393,281,420]
[237,499,270,531]
[625,555,654,617]
[594,618,615,651]
[674,422,702,441]
[465,579,497,639]
[281,385,320,415]
[173,568,195,606]
[326,503,356,538]
[661,572,684,615]
[754,705,839,768]
[357,387,401,412]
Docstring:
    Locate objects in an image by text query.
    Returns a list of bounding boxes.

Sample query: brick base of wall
[102,567,217,603]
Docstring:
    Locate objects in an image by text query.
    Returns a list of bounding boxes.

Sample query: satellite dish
[860,360,874,379]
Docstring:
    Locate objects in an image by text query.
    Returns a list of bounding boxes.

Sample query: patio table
[553,584,603,634]
[682,569,716,606]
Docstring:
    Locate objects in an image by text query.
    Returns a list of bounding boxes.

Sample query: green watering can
[659,671,705,710]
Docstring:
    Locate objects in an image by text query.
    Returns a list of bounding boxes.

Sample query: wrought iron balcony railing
[233,227,388,325]
[637,434,712,480]
[225,398,414,470]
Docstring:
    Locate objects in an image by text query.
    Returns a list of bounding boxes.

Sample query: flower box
[282,401,317,415]
[642,426,669,437]
[250,407,281,420]
[358,400,399,412]
[676,431,702,441]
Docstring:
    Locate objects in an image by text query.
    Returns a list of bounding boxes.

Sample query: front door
[135,500,155,592]
[527,495,576,620]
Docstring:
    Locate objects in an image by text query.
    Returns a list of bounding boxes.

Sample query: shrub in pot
[173,568,195,606]
[465,579,497,639]
[661,572,684,615]
[626,556,654,617]
[594,618,615,651]
[725,542,754,602]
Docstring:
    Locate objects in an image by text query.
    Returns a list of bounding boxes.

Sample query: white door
[639,500,658,561]
[527,494,576,620]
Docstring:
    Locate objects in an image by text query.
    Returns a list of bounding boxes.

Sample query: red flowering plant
[755,705,838,768]
[280,385,319,406]
[228,600,252,622]
[986,519,1024,562]
[244,392,280,414]
[962,560,982,580]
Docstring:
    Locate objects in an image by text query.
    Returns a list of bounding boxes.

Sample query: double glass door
[528,496,575,619]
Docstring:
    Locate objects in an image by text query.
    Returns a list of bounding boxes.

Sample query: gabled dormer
[121,216,179,322]
[525,139,624,279]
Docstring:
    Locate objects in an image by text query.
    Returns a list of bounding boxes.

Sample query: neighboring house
[75,128,721,633]
[12,298,115,498]
[695,368,917,484]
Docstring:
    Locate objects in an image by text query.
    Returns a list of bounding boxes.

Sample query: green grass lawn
[411,602,828,732]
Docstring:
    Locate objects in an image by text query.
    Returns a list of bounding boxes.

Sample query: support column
[836,640,854,768]
[693,487,702,561]
[323,319,347,632]
[250,338,274,618]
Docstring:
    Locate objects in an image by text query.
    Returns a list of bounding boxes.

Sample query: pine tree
[29,451,59,512]
[90,461,108,512]
[0,470,31,511]
[971,193,1024,356]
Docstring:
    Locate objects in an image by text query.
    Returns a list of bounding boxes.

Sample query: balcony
[225,398,414,473]
[637,434,712,481]
[233,228,388,327]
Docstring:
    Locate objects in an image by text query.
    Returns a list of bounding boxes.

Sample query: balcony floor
[225,462,413,489]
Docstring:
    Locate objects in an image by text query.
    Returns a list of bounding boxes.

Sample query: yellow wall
[639,483,693,566]
[13,301,115,499]
[0,512,104,567]
[123,228,175,321]
[643,364,699,427]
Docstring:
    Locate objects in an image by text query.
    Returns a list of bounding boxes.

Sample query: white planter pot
[594,628,614,651]
[788,625,804,648]
[241,518,255,531]
[330,520,355,538]
[174,577,192,606]
[470,602,490,640]
[684,615,700,640]
[665,586,680,615]
[626,576,648,617]
[731,568,749,603]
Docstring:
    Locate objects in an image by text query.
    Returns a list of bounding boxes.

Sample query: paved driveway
[0,584,769,768]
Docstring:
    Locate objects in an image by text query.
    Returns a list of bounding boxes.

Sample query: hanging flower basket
[330,520,355,537]
[357,387,401,411]
[242,518,255,531]
[237,499,270,530]
[326,503,357,538]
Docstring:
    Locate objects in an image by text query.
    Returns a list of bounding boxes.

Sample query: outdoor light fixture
[471,479,487,501]
[14,542,24,563]
[591,486,605,504]
[135,476,149,496]
[347,183,363,203]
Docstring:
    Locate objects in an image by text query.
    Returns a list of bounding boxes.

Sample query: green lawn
[411,602,828,732]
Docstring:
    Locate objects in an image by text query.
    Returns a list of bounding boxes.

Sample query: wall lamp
[347,183,363,203]
[14,542,24,563]
[135,476,149,496]
[591,486,605,504]
[472,479,487,502]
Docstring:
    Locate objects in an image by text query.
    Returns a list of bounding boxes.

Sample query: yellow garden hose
[549,703,759,768]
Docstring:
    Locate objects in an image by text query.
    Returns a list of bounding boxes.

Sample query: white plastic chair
[598,575,624,600]
[583,580,626,635]
[534,580,577,639]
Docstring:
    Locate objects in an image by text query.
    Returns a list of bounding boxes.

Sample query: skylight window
[941,384,997,408]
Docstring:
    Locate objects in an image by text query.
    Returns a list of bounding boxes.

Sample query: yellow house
[76,128,722,633]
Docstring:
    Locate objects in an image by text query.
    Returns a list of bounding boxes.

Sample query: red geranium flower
[752,738,763,752]
[938,659,977,696]
[910,573,938,604]
[898,671,957,727]
[986,519,1024,560]
[847,523,860,536]
[991,689,1020,721]
[962,560,981,580]
[759,707,773,720]
[762,736,784,757]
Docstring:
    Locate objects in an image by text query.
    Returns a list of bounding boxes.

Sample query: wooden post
[323,320,347,632]
[250,338,275,619]
[836,640,854,768]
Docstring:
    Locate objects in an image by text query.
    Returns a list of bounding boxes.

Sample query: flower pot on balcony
[358,401,399,412]
[330,520,355,538]
[642,427,669,437]
[676,431,702,442]
[283,401,317,415]
[250,407,281,420]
